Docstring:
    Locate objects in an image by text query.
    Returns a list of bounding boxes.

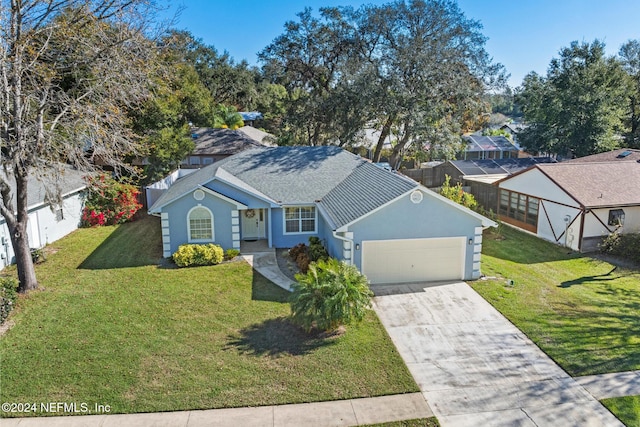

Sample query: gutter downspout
[332,230,354,266]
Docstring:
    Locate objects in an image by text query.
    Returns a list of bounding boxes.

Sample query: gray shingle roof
[219,146,361,203]
[148,159,230,210]
[149,146,420,228]
[0,165,86,210]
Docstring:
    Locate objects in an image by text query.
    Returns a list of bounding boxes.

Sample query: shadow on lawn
[226,317,335,356]
[483,227,584,265]
[78,215,162,270]
[559,267,621,288]
[551,298,640,376]
[251,271,290,303]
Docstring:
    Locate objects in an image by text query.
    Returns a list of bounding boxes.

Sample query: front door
[241,209,266,240]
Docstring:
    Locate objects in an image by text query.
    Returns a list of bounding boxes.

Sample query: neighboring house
[403,157,556,211]
[182,127,272,168]
[498,122,527,144]
[496,161,640,252]
[460,134,520,160]
[0,167,86,269]
[431,157,557,188]
[148,146,495,284]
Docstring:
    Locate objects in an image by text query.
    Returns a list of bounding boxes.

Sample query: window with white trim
[188,206,214,241]
[284,206,316,234]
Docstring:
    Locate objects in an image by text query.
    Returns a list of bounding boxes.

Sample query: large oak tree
[259,0,505,164]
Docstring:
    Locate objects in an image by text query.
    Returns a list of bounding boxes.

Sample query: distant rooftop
[239,111,263,121]
[565,148,640,163]
[463,135,519,153]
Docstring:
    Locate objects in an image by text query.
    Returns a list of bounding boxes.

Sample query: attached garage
[361,237,466,284]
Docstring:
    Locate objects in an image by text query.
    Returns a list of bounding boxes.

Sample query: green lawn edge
[0,214,418,416]
[471,225,640,377]
[602,395,640,427]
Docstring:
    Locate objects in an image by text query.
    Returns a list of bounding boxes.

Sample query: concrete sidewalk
[0,393,432,427]
[576,371,640,400]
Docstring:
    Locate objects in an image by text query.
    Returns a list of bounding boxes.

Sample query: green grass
[471,225,640,377]
[602,396,640,427]
[0,214,418,416]
[364,418,440,427]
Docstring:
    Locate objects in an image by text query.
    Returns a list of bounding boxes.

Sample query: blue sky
[162,0,640,88]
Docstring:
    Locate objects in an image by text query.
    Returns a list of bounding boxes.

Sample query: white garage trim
[361,237,466,284]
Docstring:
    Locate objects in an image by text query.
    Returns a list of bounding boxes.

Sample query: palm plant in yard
[290,258,373,333]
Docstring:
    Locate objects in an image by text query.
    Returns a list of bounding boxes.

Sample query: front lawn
[0,214,418,416]
[473,225,640,377]
[602,396,640,427]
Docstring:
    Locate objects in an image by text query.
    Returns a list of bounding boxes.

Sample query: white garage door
[361,237,466,284]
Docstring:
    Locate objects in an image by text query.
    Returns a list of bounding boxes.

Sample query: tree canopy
[516,40,633,157]
[260,0,506,165]
[0,0,162,291]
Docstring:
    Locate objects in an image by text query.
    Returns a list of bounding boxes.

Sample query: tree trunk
[5,173,39,293]
[373,116,394,162]
[9,221,38,293]
[388,127,411,170]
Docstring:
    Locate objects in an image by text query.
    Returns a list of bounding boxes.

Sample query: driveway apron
[372,282,623,427]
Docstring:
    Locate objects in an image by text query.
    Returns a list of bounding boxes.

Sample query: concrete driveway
[372,281,623,427]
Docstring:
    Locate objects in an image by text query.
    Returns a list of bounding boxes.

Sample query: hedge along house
[0,166,86,270]
[148,146,496,284]
[496,161,640,252]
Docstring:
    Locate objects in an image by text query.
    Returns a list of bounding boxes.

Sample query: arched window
[188,206,214,242]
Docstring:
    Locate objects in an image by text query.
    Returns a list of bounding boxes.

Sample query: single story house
[148,146,496,284]
[0,166,86,269]
[182,127,273,168]
[496,161,640,252]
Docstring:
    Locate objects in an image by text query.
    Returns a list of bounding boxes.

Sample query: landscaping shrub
[288,243,307,260]
[290,258,373,333]
[0,277,19,324]
[172,244,224,267]
[224,248,241,261]
[81,174,142,227]
[296,253,310,273]
[601,233,640,264]
[439,174,478,211]
[288,238,329,274]
[30,247,46,264]
[308,236,329,262]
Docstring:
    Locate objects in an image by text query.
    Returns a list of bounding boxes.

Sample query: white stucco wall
[499,168,579,208]
[0,190,84,270]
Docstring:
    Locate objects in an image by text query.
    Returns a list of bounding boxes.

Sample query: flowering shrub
[82,174,142,227]
[173,244,224,267]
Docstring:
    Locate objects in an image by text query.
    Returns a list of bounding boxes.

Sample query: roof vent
[617,150,632,158]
